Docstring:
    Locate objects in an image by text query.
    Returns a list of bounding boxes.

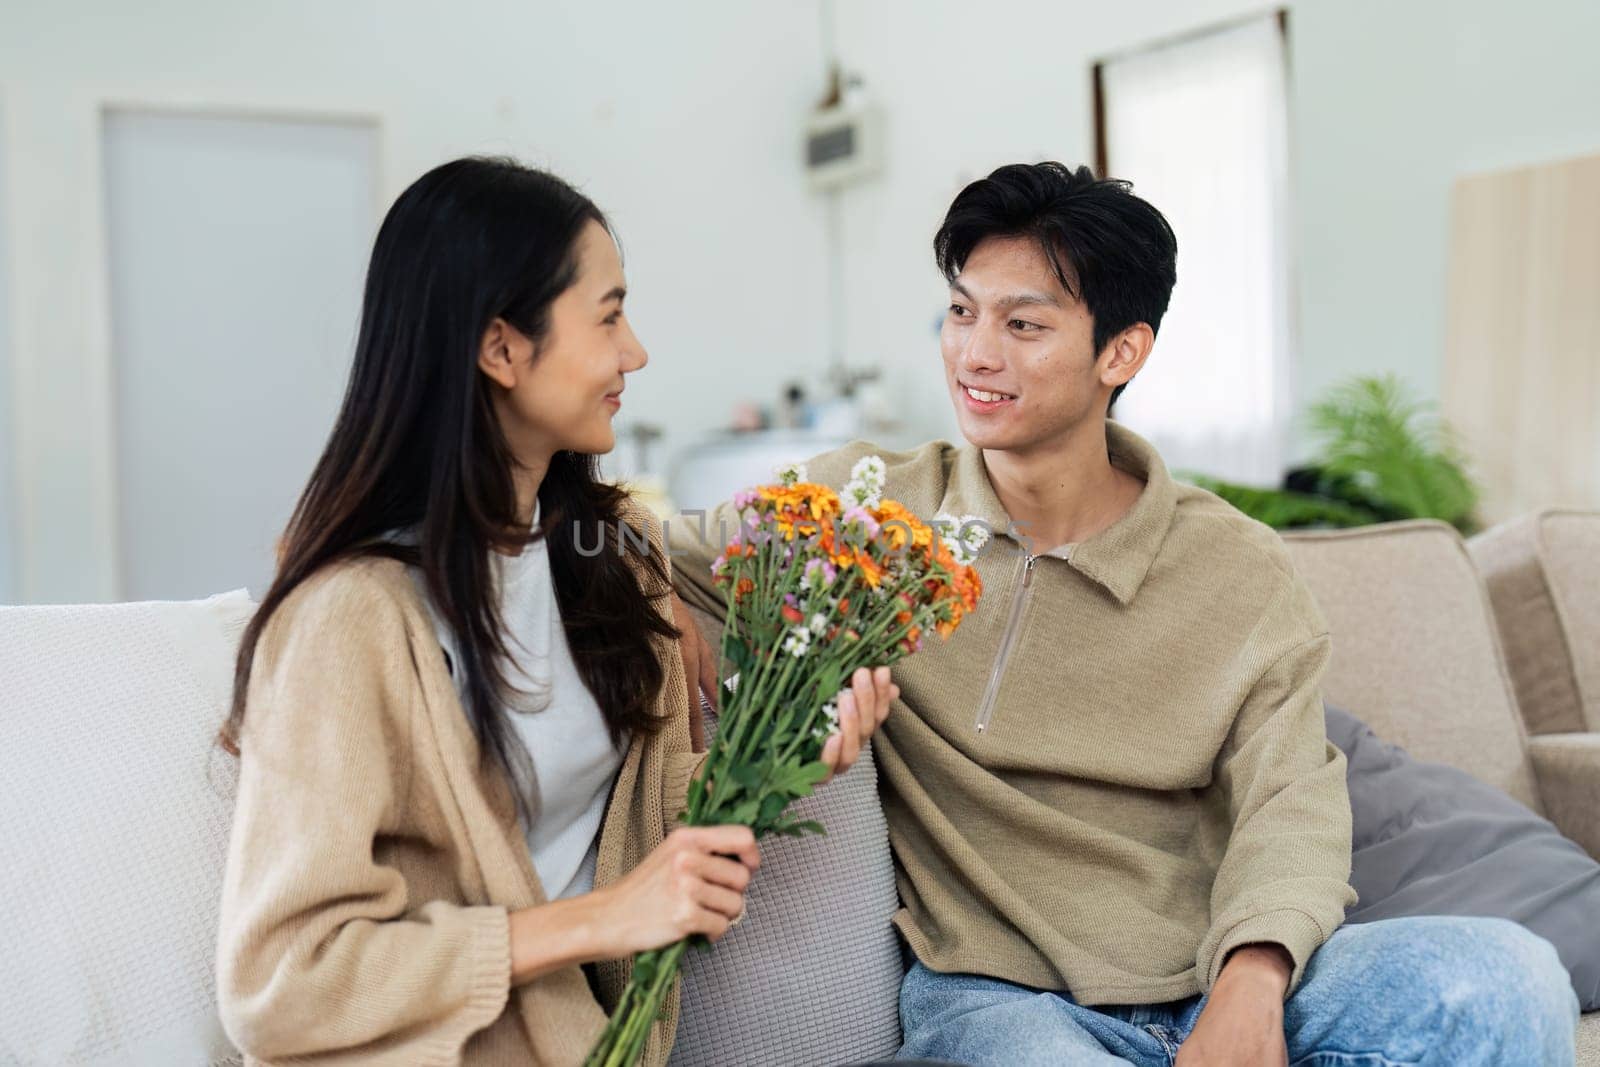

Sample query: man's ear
[477,318,519,390]
[1098,323,1155,392]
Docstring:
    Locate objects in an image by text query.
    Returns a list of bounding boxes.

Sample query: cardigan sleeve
[216,567,513,1064]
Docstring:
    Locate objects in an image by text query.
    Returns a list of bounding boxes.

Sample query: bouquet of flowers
[585,456,985,1067]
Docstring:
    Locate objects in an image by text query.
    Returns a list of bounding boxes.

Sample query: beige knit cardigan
[216,507,700,1066]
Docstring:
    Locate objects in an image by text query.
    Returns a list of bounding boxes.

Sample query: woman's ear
[1099,323,1155,391]
[477,318,521,390]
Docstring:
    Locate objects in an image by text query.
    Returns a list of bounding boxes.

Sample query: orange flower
[854,553,884,588]
[760,483,839,522]
[874,500,934,555]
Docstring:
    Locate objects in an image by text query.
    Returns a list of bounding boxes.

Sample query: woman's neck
[498,451,551,557]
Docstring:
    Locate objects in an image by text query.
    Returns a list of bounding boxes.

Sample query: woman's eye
[604,311,622,326]
[948,304,970,317]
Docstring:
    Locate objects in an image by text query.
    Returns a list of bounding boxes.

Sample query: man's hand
[670,592,720,751]
[1174,944,1292,1067]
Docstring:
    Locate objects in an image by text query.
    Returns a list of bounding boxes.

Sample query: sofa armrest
[1527,733,1600,860]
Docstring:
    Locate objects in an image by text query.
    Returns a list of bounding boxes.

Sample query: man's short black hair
[934,162,1178,410]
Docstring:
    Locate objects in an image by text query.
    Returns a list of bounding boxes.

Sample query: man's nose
[959,320,1006,373]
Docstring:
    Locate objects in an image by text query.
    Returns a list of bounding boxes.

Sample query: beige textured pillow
[1470,511,1600,735]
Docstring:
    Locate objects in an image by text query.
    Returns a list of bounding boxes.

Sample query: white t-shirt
[407,508,625,901]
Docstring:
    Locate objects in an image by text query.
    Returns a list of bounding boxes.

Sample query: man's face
[940,234,1104,454]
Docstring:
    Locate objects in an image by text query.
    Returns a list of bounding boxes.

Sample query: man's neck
[981,419,1145,556]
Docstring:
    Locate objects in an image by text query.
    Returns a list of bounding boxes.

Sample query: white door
[102,109,377,600]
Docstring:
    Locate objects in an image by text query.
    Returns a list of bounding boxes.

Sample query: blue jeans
[897,916,1578,1066]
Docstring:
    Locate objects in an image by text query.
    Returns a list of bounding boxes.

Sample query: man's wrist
[1217,942,1294,1000]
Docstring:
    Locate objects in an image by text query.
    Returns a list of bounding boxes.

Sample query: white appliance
[668,430,856,513]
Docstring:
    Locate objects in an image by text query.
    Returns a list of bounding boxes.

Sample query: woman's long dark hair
[219,157,677,818]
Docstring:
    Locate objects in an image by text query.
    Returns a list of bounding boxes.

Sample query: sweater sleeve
[1194,623,1357,998]
[216,571,513,1064]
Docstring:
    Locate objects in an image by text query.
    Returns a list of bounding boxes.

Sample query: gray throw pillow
[669,700,904,1065]
[1328,704,1600,1010]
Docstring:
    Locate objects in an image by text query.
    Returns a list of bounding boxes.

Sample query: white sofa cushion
[0,591,254,1066]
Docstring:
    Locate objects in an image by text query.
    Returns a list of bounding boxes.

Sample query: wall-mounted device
[805,98,882,191]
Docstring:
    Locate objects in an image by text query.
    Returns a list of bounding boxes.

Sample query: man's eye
[948,304,970,317]
[1010,319,1041,331]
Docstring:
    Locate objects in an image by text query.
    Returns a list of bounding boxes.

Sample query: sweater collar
[938,421,1177,606]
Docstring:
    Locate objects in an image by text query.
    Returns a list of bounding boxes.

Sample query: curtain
[1101,15,1293,486]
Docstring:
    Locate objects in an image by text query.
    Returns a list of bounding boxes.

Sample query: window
[1095,13,1293,485]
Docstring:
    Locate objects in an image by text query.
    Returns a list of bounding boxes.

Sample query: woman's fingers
[837,689,862,772]
[852,667,874,731]
[868,666,894,729]
[820,732,840,774]
[693,877,747,921]
[679,824,759,870]
[694,852,754,894]
[697,907,734,942]
[818,667,899,779]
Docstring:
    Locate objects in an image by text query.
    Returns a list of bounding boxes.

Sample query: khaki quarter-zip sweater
[670,423,1355,1006]
[217,503,700,1066]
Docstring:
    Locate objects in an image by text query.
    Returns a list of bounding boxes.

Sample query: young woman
[214,157,895,1065]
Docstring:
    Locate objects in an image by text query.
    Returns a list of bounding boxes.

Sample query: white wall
[831,0,1600,458]
[0,0,829,602]
[5,0,1599,600]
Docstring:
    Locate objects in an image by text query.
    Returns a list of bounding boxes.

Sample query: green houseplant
[1186,374,1481,533]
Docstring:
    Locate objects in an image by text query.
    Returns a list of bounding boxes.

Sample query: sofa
[1470,510,1600,737]
[1,515,1595,1064]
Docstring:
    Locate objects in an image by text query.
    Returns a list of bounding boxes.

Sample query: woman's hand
[592,825,760,957]
[820,666,898,781]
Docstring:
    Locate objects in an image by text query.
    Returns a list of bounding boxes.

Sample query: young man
[670,163,1577,1065]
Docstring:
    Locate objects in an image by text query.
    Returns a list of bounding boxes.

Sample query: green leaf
[770,818,826,838]
[1183,476,1379,530]
[1306,374,1481,531]
[758,792,789,825]
[725,638,754,676]
[770,759,831,797]
[632,955,657,985]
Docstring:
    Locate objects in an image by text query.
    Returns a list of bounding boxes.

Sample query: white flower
[774,460,808,487]
[938,512,991,565]
[842,454,887,509]
[808,612,830,636]
[782,626,812,658]
[956,514,991,563]
[723,672,740,693]
[842,478,882,509]
[811,702,841,741]
[850,454,887,490]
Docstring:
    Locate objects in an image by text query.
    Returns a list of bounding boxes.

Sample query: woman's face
[480,218,647,462]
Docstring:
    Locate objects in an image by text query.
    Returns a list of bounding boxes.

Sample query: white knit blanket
[0,592,253,1066]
